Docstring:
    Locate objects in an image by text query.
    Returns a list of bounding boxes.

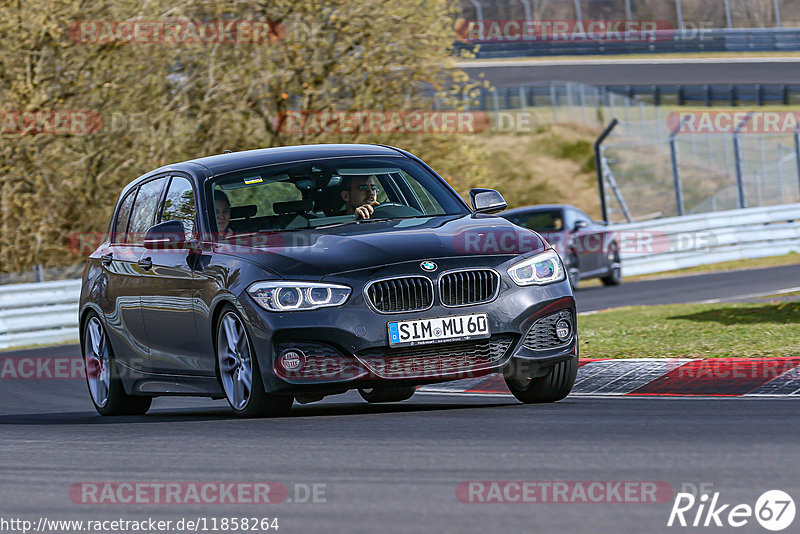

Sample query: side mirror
[470,188,507,214]
[143,220,188,249]
[574,220,590,231]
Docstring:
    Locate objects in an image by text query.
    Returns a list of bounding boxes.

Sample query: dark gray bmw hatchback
[80,144,578,417]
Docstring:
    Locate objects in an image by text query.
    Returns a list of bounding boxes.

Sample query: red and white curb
[418,358,800,397]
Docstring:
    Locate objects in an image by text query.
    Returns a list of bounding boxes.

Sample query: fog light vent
[522,310,573,351]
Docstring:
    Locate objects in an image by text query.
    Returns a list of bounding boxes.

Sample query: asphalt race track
[460,57,800,86]
[575,264,800,313]
[1,390,799,534]
[2,265,799,533]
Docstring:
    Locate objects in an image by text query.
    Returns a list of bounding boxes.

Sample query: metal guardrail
[459,27,800,58]
[0,280,81,349]
[612,202,800,277]
[1,204,798,349]
[474,83,800,111]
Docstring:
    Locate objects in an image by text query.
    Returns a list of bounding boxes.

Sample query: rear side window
[128,178,167,244]
[160,176,197,238]
[221,180,302,218]
[112,190,136,243]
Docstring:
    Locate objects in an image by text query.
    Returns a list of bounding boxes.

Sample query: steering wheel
[370,203,423,218]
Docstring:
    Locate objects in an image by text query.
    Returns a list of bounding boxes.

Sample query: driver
[340,176,380,220]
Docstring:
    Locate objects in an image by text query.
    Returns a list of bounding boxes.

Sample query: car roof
[119,144,408,198]
[176,144,403,176]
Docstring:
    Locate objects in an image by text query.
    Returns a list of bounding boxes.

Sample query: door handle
[138,257,153,270]
[101,253,113,266]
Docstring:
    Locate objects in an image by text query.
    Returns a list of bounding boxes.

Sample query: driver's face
[344,176,377,209]
[215,201,231,232]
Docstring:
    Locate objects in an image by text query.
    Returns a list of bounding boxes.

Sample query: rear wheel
[358,386,416,403]
[503,357,578,404]
[601,242,622,286]
[216,306,293,418]
[82,313,151,416]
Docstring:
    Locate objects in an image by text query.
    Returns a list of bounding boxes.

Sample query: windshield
[208,156,467,237]
[504,210,564,232]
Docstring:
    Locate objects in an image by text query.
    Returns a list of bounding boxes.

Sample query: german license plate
[387,313,490,347]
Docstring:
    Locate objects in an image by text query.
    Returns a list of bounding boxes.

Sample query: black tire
[566,253,580,289]
[503,357,578,404]
[215,305,293,418]
[82,312,152,416]
[358,386,416,403]
[600,242,622,286]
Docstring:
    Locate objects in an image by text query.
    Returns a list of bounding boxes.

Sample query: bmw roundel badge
[420,261,437,272]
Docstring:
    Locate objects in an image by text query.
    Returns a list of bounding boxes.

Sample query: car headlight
[507,249,565,286]
[247,282,351,311]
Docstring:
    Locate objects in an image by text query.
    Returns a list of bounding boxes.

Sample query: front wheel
[503,357,578,404]
[82,313,151,416]
[358,386,416,403]
[216,306,293,418]
[566,253,580,289]
[601,243,622,286]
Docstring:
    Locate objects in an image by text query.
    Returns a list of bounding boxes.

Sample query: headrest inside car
[230,205,257,219]
[273,199,313,214]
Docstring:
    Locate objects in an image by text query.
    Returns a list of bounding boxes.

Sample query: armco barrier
[459,27,800,58]
[612,202,800,277]
[1,205,798,349]
[0,279,81,349]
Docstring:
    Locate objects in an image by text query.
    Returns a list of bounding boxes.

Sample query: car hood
[222,214,548,279]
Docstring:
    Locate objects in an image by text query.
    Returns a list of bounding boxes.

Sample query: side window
[112,189,136,243]
[221,181,301,217]
[563,209,576,231]
[160,176,196,239]
[128,178,167,244]
[577,209,593,224]
[396,172,444,214]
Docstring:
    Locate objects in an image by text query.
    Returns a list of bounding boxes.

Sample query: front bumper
[239,257,578,395]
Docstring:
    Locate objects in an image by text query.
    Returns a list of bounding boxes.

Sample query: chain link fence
[471,81,800,223]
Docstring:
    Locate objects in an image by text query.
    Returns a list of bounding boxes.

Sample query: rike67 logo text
[668,489,795,531]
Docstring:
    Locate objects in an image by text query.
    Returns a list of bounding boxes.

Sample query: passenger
[214,190,235,237]
[340,176,380,220]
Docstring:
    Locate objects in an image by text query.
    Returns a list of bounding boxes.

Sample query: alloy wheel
[217,312,253,410]
[84,317,111,408]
